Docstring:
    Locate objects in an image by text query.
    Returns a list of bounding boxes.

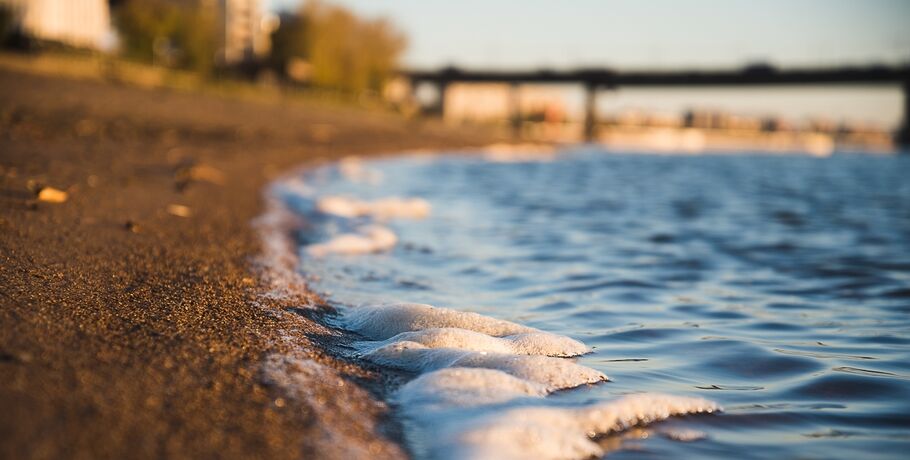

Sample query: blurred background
[1,0,908,154]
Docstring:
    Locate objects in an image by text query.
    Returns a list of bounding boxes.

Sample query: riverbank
[0,66,493,459]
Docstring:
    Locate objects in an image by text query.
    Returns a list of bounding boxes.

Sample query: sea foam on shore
[262,155,720,460]
[336,303,719,460]
[317,196,431,219]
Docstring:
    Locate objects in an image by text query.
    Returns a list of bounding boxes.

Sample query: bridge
[403,65,910,146]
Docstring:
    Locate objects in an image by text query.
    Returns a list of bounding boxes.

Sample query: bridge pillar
[897,80,910,150]
[583,83,598,142]
[509,83,522,139]
[434,80,449,117]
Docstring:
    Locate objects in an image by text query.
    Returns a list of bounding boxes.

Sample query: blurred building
[180,0,274,65]
[0,0,274,65]
[216,0,271,65]
[519,86,568,123]
[443,83,510,123]
[442,83,569,124]
[1,0,112,49]
[599,106,894,154]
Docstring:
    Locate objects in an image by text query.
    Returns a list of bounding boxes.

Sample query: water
[280,149,910,459]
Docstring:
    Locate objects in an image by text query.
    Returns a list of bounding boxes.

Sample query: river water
[279,149,910,459]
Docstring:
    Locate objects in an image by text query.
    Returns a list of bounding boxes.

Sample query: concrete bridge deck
[403,65,910,145]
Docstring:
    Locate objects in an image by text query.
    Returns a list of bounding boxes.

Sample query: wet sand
[0,67,492,459]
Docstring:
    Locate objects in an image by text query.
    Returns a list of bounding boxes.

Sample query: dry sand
[0,67,492,459]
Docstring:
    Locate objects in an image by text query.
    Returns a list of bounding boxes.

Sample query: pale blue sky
[265,0,910,127]
[267,0,909,69]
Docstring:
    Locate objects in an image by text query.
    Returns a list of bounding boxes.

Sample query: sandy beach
[0,66,492,459]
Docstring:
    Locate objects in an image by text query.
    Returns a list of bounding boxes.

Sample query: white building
[1,0,111,50]
[218,0,272,64]
[443,83,570,124]
[443,83,512,124]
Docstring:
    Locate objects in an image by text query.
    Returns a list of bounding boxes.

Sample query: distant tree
[113,0,216,75]
[270,1,406,94]
[268,12,308,74]
[361,18,407,92]
[174,6,216,75]
[0,4,14,45]
[0,3,30,49]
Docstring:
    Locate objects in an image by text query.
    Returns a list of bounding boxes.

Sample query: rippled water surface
[290,150,910,459]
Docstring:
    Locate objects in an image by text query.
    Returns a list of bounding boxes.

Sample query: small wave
[395,368,551,410]
[317,196,431,220]
[362,341,606,389]
[354,327,590,357]
[303,195,429,256]
[266,170,430,259]
[339,303,541,339]
[396,381,720,460]
[335,302,719,459]
[306,225,398,257]
[339,156,384,184]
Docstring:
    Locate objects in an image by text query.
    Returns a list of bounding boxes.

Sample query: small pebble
[37,187,68,203]
[189,164,225,185]
[167,204,192,217]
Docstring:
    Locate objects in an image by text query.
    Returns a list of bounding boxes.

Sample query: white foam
[306,225,398,257]
[316,196,431,220]
[354,327,590,357]
[336,301,719,459]
[395,368,550,411]
[397,390,720,460]
[370,197,431,219]
[339,156,384,184]
[362,341,605,390]
[315,195,365,218]
[262,353,407,459]
[253,190,312,301]
[340,303,539,340]
[273,175,316,200]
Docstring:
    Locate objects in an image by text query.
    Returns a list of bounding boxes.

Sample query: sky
[265,0,910,127]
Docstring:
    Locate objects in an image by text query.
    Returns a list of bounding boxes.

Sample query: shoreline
[4,61,892,459]
[264,155,724,460]
[0,67,494,459]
